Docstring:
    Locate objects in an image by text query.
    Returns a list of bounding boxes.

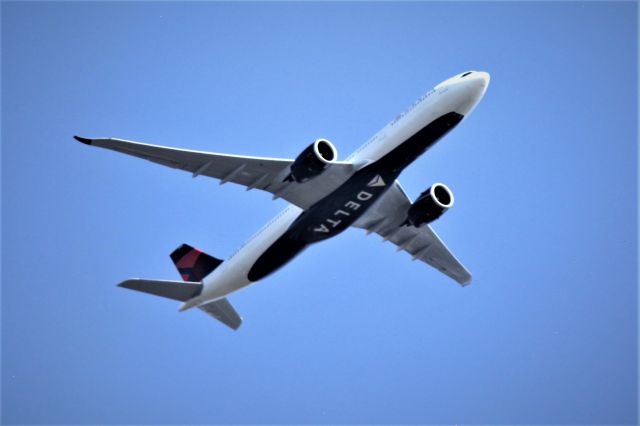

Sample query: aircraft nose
[453,71,490,116]
[463,71,490,93]
[474,71,490,89]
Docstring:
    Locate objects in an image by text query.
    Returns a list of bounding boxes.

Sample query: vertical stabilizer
[170,244,242,330]
[170,244,223,281]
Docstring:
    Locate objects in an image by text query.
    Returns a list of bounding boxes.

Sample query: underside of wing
[353,180,471,285]
[74,136,354,210]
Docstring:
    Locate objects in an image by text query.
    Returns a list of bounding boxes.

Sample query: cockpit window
[461,71,472,78]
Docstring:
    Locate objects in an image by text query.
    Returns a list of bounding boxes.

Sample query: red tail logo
[170,244,223,282]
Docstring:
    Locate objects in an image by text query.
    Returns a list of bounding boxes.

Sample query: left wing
[74,136,354,210]
[353,181,472,285]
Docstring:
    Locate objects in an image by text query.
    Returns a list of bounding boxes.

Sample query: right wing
[353,180,472,285]
[74,136,354,210]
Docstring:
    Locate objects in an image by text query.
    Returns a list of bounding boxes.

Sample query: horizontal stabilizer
[119,279,202,302]
[199,298,242,330]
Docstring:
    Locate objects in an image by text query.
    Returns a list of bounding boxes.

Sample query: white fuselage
[181,71,489,310]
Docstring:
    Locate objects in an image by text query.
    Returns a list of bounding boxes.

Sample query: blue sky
[2,2,637,424]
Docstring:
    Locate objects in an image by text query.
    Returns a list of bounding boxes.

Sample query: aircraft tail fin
[170,243,223,281]
[170,244,241,330]
[118,279,202,301]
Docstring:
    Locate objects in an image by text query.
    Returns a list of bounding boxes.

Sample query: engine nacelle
[288,139,337,183]
[404,183,454,227]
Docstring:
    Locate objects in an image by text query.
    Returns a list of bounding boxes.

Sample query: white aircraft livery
[75,71,490,330]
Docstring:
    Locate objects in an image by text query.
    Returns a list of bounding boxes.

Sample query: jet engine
[404,183,454,227]
[287,139,337,183]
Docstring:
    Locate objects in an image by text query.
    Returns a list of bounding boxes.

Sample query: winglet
[73,135,93,145]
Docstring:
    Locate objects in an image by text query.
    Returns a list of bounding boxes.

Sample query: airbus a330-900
[75,71,490,330]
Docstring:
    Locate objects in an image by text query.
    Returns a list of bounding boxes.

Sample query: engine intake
[404,183,454,227]
[288,139,337,183]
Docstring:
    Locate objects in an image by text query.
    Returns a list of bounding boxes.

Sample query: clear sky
[2,2,637,425]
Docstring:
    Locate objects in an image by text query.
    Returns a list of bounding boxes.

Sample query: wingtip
[73,135,93,145]
[117,279,132,288]
[117,279,142,289]
[230,320,243,331]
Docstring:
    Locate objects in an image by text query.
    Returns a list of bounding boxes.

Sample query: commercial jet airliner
[75,71,490,330]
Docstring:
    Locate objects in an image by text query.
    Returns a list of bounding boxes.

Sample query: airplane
[75,70,490,330]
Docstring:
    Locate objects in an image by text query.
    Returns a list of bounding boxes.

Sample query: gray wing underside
[75,136,354,210]
[353,181,472,285]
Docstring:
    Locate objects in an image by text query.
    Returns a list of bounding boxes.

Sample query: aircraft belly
[199,206,302,300]
[247,111,464,283]
[286,111,464,243]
